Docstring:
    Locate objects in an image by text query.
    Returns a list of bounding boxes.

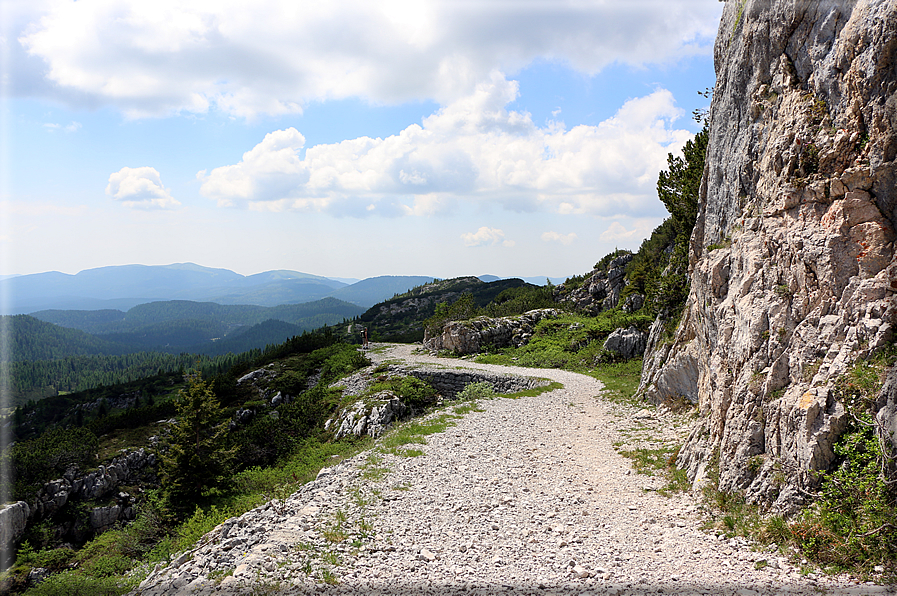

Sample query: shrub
[20,570,133,596]
[9,427,98,501]
[369,376,437,408]
[456,382,496,401]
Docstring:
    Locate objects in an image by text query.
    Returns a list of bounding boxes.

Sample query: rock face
[641,0,897,511]
[554,254,635,315]
[423,309,560,355]
[0,502,30,565]
[23,448,156,547]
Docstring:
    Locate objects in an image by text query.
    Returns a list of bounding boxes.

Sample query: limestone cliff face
[641,0,897,511]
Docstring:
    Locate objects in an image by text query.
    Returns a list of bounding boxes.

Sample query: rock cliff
[641,0,897,510]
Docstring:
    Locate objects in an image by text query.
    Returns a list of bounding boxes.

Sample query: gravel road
[132,344,882,596]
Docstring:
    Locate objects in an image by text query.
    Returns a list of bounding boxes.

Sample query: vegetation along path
[133,343,869,596]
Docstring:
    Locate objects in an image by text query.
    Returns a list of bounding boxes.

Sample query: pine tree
[160,373,234,506]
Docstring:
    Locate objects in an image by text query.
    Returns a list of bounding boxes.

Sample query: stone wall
[640,0,897,512]
[326,364,551,441]
[385,365,551,399]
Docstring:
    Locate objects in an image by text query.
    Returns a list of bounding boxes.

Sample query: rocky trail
[133,344,881,596]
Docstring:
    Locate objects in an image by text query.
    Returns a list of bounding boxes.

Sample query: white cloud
[15,0,721,117]
[541,231,577,245]
[599,220,657,243]
[199,79,691,218]
[461,227,514,248]
[42,121,81,133]
[106,166,181,209]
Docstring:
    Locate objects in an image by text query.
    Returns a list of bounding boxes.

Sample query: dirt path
[133,344,870,596]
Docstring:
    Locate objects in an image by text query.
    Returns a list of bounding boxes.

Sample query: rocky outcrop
[641,0,897,511]
[325,391,408,440]
[29,448,156,522]
[554,254,635,315]
[603,326,648,360]
[0,502,30,565]
[422,309,560,355]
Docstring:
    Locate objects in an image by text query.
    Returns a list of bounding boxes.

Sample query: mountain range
[0,263,568,314]
[0,263,433,314]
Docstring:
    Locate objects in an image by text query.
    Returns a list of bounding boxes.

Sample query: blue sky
[1,0,723,281]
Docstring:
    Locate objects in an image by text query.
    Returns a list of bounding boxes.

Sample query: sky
[0,0,724,281]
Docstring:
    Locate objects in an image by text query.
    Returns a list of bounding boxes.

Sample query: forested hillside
[2,315,129,361]
[32,297,364,336]
[8,297,365,406]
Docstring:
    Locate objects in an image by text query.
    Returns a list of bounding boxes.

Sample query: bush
[424,294,482,335]
[369,376,437,408]
[21,570,133,596]
[15,542,75,572]
[792,413,897,572]
[8,427,98,501]
[456,382,496,401]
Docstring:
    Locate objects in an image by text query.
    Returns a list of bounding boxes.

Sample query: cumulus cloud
[199,78,691,217]
[541,231,577,245]
[15,0,721,117]
[461,227,514,248]
[106,167,181,209]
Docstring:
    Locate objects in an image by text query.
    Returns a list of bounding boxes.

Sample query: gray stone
[0,501,30,555]
[89,504,122,532]
[423,309,560,355]
[603,327,648,359]
[641,0,897,511]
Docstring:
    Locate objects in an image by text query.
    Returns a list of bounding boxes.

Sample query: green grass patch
[591,359,643,406]
[473,311,652,371]
[500,380,562,399]
[453,401,485,415]
[360,453,390,481]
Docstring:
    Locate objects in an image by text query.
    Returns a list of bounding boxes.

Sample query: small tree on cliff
[651,126,708,318]
[160,373,234,506]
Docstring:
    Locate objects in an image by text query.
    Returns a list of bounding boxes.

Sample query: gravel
[131,343,875,596]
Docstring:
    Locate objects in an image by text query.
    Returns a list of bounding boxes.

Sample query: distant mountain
[2,263,567,314]
[31,298,366,352]
[1,263,347,314]
[520,276,570,286]
[2,264,444,313]
[326,277,361,285]
[189,319,305,357]
[327,275,436,306]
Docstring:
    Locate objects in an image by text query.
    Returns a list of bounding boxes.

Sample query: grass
[590,359,643,406]
[473,311,652,372]
[96,421,168,461]
[360,453,390,481]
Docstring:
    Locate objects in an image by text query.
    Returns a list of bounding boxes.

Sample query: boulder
[603,327,648,359]
[423,309,559,355]
[0,501,30,557]
[89,504,122,533]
